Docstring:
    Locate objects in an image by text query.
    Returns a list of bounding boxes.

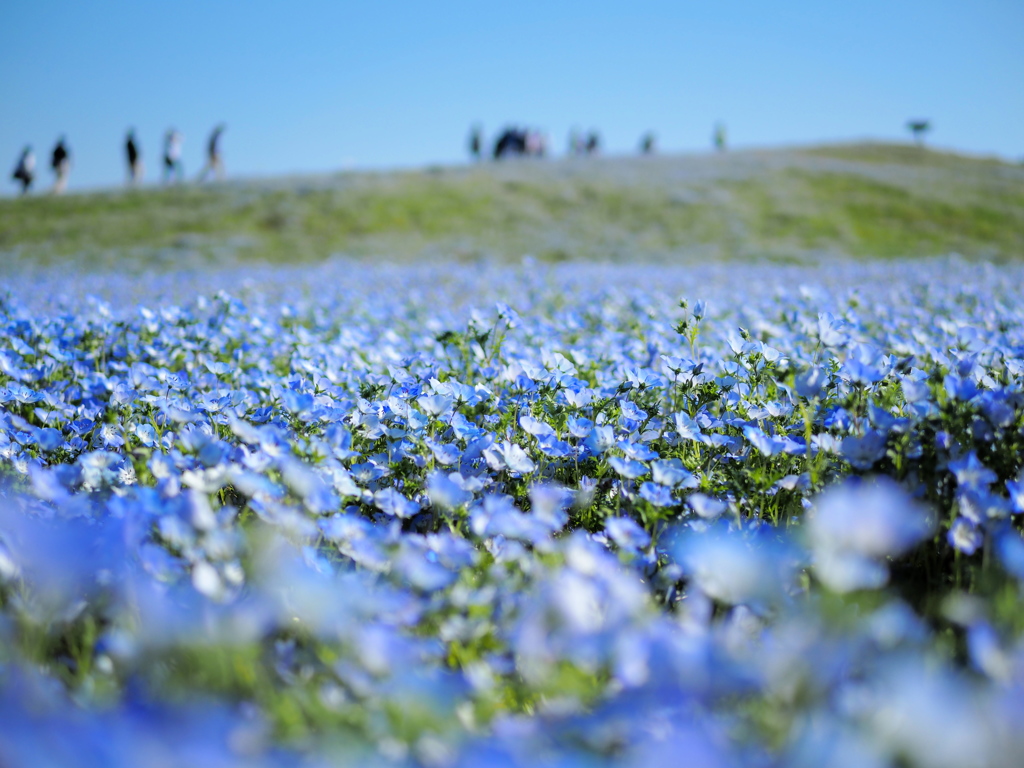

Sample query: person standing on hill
[51,136,71,194]
[198,123,226,182]
[468,125,482,161]
[163,129,183,183]
[125,129,143,186]
[11,146,35,195]
[639,132,656,155]
[713,122,727,152]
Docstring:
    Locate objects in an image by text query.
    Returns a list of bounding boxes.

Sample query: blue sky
[2,0,1022,193]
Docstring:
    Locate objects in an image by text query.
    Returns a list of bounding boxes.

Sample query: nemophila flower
[564,385,594,409]
[350,461,388,485]
[639,481,675,508]
[948,518,983,555]
[425,438,461,466]
[604,516,650,551]
[809,478,934,592]
[78,450,124,489]
[625,366,664,389]
[792,366,827,400]
[483,440,536,474]
[726,329,757,357]
[742,424,788,457]
[957,489,1010,524]
[651,458,698,488]
[450,412,485,441]
[393,543,457,592]
[415,397,452,421]
[817,312,846,347]
[901,377,932,404]
[132,422,158,447]
[458,434,495,468]
[470,495,525,540]
[573,476,598,509]
[1005,472,1024,514]
[97,422,125,449]
[609,456,648,479]
[529,483,571,528]
[373,487,420,519]
[842,357,884,387]
[426,471,472,510]
[4,384,42,404]
[617,439,658,461]
[673,412,707,444]
[29,464,80,503]
[687,493,728,520]
[948,452,997,492]
[943,372,980,403]
[566,415,594,439]
[584,424,616,454]
[673,523,795,607]
[32,427,63,453]
[840,430,887,470]
[979,392,1015,430]
[0,499,127,617]
[619,398,648,425]
[519,413,555,439]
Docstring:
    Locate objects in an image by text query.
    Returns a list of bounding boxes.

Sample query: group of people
[567,128,603,157]
[468,126,606,162]
[468,123,730,162]
[11,120,733,194]
[11,138,69,195]
[482,126,549,160]
[9,124,226,195]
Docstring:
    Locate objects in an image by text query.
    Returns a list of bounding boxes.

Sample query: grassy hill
[1,142,1022,269]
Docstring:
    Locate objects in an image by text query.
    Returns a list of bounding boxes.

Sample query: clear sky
[2,0,1022,193]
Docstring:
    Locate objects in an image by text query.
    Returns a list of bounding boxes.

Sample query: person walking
[198,123,226,182]
[163,129,184,183]
[11,146,35,195]
[125,129,143,186]
[51,136,71,194]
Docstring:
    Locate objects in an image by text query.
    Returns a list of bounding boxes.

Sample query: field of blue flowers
[2,255,1024,767]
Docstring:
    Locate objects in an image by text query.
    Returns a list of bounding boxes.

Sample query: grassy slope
[1,142,1022,268]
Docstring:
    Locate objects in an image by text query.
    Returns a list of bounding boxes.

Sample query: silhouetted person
[640,132,656,155]
[198,123,226,181]
[468,125,482,161]
[907,119,930,147]
[11,146,35,195]
[51,136,70,194]
[585,131,600,155]
[163,129,183,183]
[125,129,143,186]
[713,122,727,152]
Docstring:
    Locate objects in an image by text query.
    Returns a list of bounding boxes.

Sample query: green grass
[1,142,1022,268]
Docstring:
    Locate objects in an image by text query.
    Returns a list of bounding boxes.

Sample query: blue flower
[608,456,647,479]
[638,482,675,508]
